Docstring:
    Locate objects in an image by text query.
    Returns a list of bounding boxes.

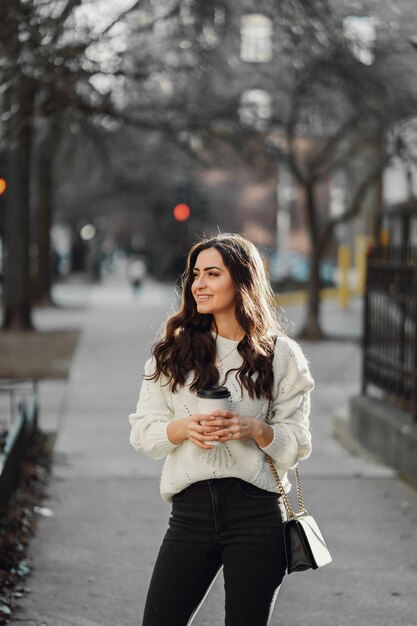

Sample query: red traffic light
[0,179,6,195]
[173,203,190,222]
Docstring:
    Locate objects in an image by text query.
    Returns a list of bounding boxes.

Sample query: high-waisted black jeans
[142,478,287,626]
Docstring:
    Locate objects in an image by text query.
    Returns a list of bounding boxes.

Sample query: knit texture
[129,334,314,502]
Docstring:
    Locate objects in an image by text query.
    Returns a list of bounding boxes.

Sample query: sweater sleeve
[258,337,314,469]
[129,357,180,460]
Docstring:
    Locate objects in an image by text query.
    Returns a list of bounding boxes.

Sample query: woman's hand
[167,414,221,450]
[204,411,274,447]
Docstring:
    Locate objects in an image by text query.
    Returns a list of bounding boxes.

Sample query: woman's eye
[193,272,218,277]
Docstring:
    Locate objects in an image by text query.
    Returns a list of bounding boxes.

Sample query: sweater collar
[211,330,241,356]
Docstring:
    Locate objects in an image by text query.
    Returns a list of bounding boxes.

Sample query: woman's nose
[194,275,206,288]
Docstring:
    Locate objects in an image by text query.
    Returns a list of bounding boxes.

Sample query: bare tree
[267,29,417,337]
[0,0,178,326]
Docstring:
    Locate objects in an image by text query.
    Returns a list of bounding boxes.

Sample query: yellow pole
[380,229,390,247]
[355,235,372,296]
[338,244,350,310]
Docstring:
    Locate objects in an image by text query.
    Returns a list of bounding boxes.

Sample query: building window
[239,89,272,130]
[343,16,376,66]
[240,14,273,63]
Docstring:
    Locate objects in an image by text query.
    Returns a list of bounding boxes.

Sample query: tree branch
[318,156,389,254]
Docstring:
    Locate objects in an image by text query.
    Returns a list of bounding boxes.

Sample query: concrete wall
[349,395,417,486]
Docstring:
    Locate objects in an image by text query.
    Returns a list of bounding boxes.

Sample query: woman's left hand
[201,410,272,445]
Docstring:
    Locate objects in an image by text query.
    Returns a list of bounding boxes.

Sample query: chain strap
[265,399,307,519]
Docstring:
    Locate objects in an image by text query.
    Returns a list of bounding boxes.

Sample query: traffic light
[0,178,6,195]
[173,178,190,222]
[173,203,191,222]
[175,178,188,204]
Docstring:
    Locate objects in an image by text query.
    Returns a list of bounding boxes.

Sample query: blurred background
[0,1,417,624]
[0,0,416,334]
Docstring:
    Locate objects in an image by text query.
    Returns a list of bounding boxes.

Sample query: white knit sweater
[129,333,314,502]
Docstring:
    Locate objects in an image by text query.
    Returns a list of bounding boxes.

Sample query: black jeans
[142,478,287,626]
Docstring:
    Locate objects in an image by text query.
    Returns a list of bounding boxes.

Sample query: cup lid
[196,386,231,399]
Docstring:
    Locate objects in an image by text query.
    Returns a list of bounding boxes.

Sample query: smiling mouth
[196,295,213,300]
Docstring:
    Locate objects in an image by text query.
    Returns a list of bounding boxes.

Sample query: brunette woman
[129,233,314,626]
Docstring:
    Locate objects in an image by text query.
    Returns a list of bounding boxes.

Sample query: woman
[129,234,314,626]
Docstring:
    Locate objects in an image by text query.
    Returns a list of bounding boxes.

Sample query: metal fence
[0,380,38,509]
[363,246,417,421]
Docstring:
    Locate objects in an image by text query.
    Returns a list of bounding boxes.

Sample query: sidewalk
[10,277,416,626]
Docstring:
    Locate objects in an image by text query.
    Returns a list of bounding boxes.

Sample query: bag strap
[265,397,307,519]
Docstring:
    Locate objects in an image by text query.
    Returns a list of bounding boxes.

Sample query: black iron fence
[0,380,38,509]
[363,246,417,420]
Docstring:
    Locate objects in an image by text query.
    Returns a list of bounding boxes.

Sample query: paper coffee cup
[197,386,231,446]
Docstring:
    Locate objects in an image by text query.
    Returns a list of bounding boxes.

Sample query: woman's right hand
[167,414,219,449]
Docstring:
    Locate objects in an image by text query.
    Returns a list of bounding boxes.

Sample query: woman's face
[191,247,237,318]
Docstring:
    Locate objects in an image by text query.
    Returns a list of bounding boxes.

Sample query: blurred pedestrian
[127,255,147,294]
[129,233,314,626]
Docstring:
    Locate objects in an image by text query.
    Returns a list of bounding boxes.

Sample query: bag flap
[298,515,332,568]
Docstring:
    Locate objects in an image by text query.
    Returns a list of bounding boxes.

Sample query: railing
[363,246,417,421]
[0,380,39,509]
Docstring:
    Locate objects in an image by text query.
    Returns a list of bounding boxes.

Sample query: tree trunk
[2,76,35,330]
[372,141,384,243]
[35,116,61,306]
[300,181,325,339]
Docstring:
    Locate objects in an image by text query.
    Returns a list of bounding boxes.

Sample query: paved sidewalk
[10,277,417,626]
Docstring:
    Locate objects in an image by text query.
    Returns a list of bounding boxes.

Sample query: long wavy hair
[148,234,286,399]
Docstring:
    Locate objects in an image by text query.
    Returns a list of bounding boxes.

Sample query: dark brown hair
[148,234,286,399]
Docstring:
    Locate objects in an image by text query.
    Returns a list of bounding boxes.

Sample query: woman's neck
[213,315,244,341]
